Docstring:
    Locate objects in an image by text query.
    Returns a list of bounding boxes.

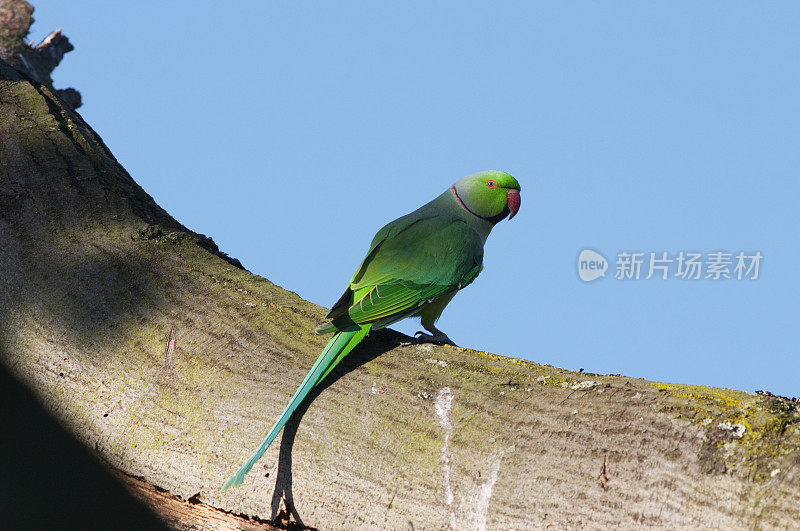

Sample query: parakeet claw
[414,330,457,346]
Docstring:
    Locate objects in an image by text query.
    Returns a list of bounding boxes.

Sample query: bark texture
[1,4,799,529]
[0,0,80,107]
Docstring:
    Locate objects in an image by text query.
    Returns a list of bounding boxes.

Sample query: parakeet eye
[486,180,497,189]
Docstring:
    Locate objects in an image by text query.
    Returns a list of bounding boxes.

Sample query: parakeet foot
[414,330,457,346]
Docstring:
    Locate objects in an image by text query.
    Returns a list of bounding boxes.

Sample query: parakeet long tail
[221,324,372,491]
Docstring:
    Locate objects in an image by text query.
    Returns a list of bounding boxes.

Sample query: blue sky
[30,2,799,397]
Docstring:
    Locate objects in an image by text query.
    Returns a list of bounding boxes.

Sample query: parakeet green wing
[324,215,484,331]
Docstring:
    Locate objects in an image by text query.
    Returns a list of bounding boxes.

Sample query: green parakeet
[222,170,521,490]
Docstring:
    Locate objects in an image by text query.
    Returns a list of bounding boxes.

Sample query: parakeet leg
[415,292,458,346]
[415,327,456,346]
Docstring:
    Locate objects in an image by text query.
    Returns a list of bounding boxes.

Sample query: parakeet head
[450,171,521,223]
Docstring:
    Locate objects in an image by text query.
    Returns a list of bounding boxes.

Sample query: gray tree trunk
[1,2,798,529]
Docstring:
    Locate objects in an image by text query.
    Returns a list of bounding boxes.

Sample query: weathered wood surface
[1,4,799,529]
[117,472,280,531]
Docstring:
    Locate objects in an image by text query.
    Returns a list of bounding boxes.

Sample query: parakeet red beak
[506,189,520,220]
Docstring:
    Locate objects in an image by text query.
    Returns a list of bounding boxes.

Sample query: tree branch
[0,0,79,107]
